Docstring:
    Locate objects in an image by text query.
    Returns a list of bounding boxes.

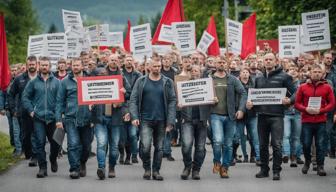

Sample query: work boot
[243,155,249,163]
[213,162,221,174]
[108,167,116,178]
[273,172,280,180]
[302,162,310,174]
[317,166,327,176]
[255,170,269,178]
[152,171,164,181]
[219,166,229,178]
[290,155,297,168]
[36,168,48,178]
[180,167,191,180]
[70,171,80,179]
[50,160,58,173]
[143,170,151,180]
[124,155,131,165]
[166,154,175,161]
[29,158,37,167]
[191,169,200,180]
[296,157,304,164]
[282,156,289,163]
[97,168,105,180]
[79,163,86,177]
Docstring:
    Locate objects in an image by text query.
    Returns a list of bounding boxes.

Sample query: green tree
[47,23,57,33]
[0,0,41,64]
[150,12,161,36]
[137,15,149,25]
[248,0,336,46]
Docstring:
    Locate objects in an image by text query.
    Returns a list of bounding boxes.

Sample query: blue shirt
[141,77,166,121]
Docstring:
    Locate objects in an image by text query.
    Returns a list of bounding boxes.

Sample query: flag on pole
[124,19,131,52]
[241,13,256,59]
[206,16,220,56]
[0,13,11,91]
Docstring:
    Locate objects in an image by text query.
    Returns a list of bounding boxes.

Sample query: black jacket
[254,66,295,116]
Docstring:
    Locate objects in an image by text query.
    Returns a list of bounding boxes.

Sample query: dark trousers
[302,123,326,166]
[258,115,284,173]
[21,114,36,159]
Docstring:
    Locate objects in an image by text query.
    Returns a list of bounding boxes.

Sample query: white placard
[27,34,47,57]
[45,33,68,65]
[108,32,124,47]
[62,9,83,31]
[247,88,287,105]
[176,78,215,107]
[172,21,196,56]
[130,23,153,61]
[302,10,331,52]
[197,31,215,55]
[152,45,172,55]
[278,25,301,58]
[87,24,110,46]
[225,18,242,55]
[66,36,82,58]
[308,97,321,109]
[158,24,173,43]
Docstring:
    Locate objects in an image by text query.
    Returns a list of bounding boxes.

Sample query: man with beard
[55,58,93,179]
[247,53,295,180]
[22,57,61,178]
[8,56,39,166]
[130,60,176,181]
[54,58,68,80]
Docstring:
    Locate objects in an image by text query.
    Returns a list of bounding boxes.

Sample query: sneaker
[180,167,191,180]
[28,158,37,167]
[191,170,200,180]
[50,160,58,173]
[302,162,310,174]
[166,155,175,161]
[79,163,86,177]
[152,171,164,181]
[219,166,229,178]
[282,156,289,163]
[273,172,280,180]
[213,162,221,174]
[97,168,106,180]
[143,170,151,180]
[36,169,48,178]
[255,170,269,178]
[108,167,116,178]
[70,171,80,179]
[317,166,327,176]
[132,156,138,164]
[124,156,131,165]
[255,160,262,166]
[296,157,304,164]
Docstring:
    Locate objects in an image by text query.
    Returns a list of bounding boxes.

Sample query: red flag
[241,13,256,59]
[152,0,185,45]
[206,16,220,56]
[123,19,131,52]
[0,13,10,91]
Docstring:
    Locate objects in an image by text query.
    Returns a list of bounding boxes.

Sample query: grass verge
[0,132,21,173]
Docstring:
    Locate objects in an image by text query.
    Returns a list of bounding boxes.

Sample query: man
[210,56,247,179]
[122,55,142,164]
[55,58,93,179]
[295,64,335,176]
[8,56,38,166]
[160,53,178,161]
[54,58,68,80]
[247,53,295,180]
[130,60,176,181]
[179,65,210,180]
[22,57,61,178]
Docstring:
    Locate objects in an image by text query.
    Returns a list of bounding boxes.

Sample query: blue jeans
[236,117,260,160]
[283,113,302,157]
[95,116,121,169]
[6,112,14,146]
[302,123,326,166]
[125,122,138,156]
[139,120,165,172]
[11,115,22,152]
[210,114,235,168]
[323,113,335,154]
[65,119,93,172]
[34,119,60,169]
[181,121,207,170]
[163,131,172,155]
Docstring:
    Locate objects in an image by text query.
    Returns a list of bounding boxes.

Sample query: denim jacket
[129,75,177,126]
[55,72,92,126]
[22,73,60,123]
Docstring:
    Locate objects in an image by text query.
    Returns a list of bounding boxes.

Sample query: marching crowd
[1,45,336,181]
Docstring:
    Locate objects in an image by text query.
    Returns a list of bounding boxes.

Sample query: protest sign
[77,75,125,105]
[176,78,215,107]
[62,9,83,31]
[158,24,173,43]
[27,34,46,57]
[152,45,172,55]
[278,25,301,58]
[130,23,153,61]
[172,21,196,56]
[87,24,110,47]
[45,33,68,65]
[108,32,124,47]
[302,9,331,52]
[247,88,287,105]
[197,31,214,55]
[225,18,242,55]
[308,97,322,109]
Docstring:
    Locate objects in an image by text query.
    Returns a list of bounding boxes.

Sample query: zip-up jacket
[22,73,60,123]
[8,72,31,116]
[294,79,335,123]
[129,75,177,126]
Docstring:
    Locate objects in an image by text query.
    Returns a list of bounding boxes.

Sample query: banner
[247,88,287,105]
[45,33,68,65]
[225,18,242,56]
[62,9,83,31]
[87,24,110,46]
[27,34,46,57]
[158,24,173,43]
[130,23,153,61]
[302,9,331,52]
[108,32,124,47]
[278,25,301,58]
[77,75,125,105]
[176,78,215,107]
[197,31,214,55]
[172,21,196,55]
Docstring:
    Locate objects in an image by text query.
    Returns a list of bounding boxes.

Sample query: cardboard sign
[247,88,287,105]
